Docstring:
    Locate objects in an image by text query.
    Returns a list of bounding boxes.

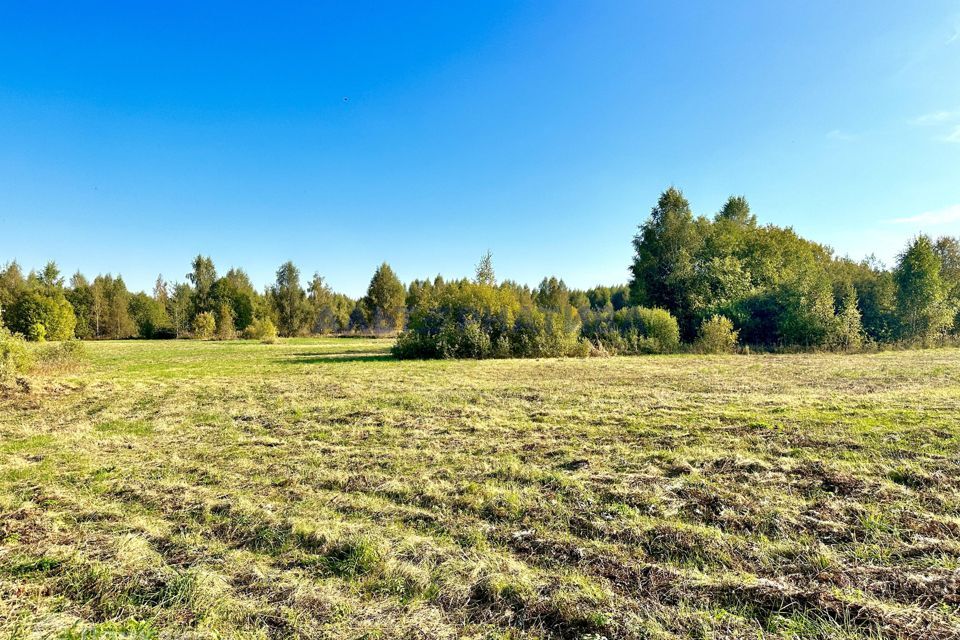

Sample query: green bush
[393,280,585,360]
[193,311,216,340]
[694,315,739,354]
[29,322,47,342]
[0,325,31,383]
[5,289,76,341]
[242,317,278,343]
[581,306,681,354]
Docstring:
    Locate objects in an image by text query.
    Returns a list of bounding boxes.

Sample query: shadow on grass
[278,354,396,365]
[288,349,387,357]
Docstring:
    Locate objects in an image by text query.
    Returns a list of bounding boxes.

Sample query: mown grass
[1,339,959,639]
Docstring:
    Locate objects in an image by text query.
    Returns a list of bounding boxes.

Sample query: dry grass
[1,339,959,639]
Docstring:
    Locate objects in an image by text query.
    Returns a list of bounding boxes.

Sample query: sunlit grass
[2,339,959,638]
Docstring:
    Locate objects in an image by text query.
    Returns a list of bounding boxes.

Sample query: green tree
[92,274,135,339]
[215,301,236,339]
[193,311,216,339]
[535,277,570,312]
[894,235,951,343]
[269,261,310,337]
[212,268,257,331]
[66,272,95,339]
[362,263,406,333]
[38,261,64,289]
[307,273,352,334]
[129,292,172,338]
[6,288,76,341]
[168,282,193,339]
[628,187,706,336]
[0,261,25,321]
[934,236,960,331]
[474,251,496,286]
[187,255,217,319]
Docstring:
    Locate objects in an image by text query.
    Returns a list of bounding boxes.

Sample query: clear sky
[1,2,959,297]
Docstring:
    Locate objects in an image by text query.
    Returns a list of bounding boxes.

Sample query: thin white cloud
[945,125,960,143]
[826,129,858,142]
[909,110,959,126]
[889,204,960,225]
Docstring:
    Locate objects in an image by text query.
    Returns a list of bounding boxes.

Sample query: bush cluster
[243,317,278,343]
[0,324,31,383]
[580,306,681,354]
[392,281,585,359]
[694,315,739,354]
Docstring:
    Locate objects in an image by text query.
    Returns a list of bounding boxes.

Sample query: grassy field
[2,339,959,639]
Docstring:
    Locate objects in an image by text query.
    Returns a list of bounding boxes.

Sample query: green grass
[2,339,959,639]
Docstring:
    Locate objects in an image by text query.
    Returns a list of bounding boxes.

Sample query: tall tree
[92,274,135,339]
[187,255,217,318]
[307,273,345,334]
[894,235,951,342]
[212,268,257,331]
[153,275,169,307]
[474,251,496,286]
[535,277,570,311]
[934,236,960,330]
[362,263,406,333]
[628,187,706,336]
[168,282,193,339]
[0,261,25,320]
[67,272,95,339]
[269,261,309,337]
[38,261,64,289]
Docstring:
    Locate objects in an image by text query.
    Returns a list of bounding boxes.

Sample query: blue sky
[1,1,958,296]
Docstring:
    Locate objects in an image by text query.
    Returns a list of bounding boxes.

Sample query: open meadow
[2,340,960,639]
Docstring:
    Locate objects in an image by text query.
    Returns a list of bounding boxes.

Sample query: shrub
[0,325,31,383]
[392,280,585,359]
[694,315,739,354]
[5,289,76,341]
[242,317,278,343]
[29,322,47,342]
[193,311,216,340]
[581,306,681,354]
[635,307,681,352]
[216,302,236,340]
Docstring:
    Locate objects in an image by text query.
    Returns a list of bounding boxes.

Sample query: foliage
[91,274,136,339]
[474,250,496,286]
[894,235,952,344]
[128,292,173,339]
[694,315,739,354]
[187,255,218,317]
[308,273,353,334]
[363,263,406,334]
[581,306,680,354]
[212,268,257,331]
[215,301,236,340]
[242,317,278,343]
[66,272,95,339]
[193,311,216,340]
[4,188,960,354]
[269,261,311,337]
[393,279,584,359]
[167,282,193,338]
[5,288,76,341]
[0,323,31,382]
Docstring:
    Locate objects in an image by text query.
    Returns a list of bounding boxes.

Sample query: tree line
[0,258,406,342]
[1,187,958,357]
